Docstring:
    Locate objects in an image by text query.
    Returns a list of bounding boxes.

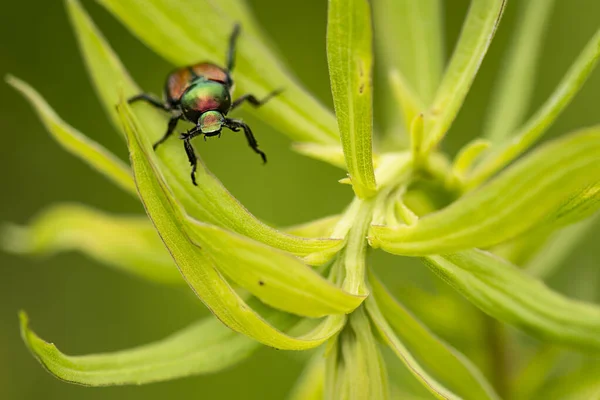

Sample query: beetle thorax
[179,79,231,123]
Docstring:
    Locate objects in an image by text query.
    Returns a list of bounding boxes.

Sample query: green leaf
[469,28,600,188]
[368,274,499,400]
[67,0,342,263]
[284,215,341,239]
[372,0,444,104]
[341,307,390,400]
[367,298,463,400]
[2,204,182,285]
[524,215,599,279]
[424,0,506,153]
[371,128,600,255]
[288,352,326,400]
[6,75,136,196]
[183,220,363,317]
[388,69,425,135]
[483,0,556,143]
[291,143,347,170]
[19,309,283,386]
[327,0,377,198]
[121,101,345,349]
[96,0,340,147]
[423,250,600,352]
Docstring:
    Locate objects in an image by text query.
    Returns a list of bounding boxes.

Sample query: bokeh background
[1,0,599,399]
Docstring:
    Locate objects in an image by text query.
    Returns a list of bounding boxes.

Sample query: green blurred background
[1,1,599,399]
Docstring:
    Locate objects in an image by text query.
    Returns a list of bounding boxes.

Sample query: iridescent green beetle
[128,24,280,185]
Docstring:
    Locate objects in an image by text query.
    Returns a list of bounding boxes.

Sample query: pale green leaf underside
[424,0,506,152]
[483,0,556,143]
[19,309,288,386]
[424,250,600,352]
[327,0,377,198]
[96,0,340,147]
[371,128,600,255]
[370,275,498,400]
[67,0,342,262]
[121,102,345,349]
[6,75,136,196]
[470,28,600,187]
[185,221,360,317]
[2,204,182,285]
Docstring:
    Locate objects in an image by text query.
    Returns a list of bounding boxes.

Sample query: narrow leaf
[373,0,444,104]
[121,102,345,349]
[184,221,362,317]
[424,250,600,352]
[469,28,600,187]
[6,75,136,196]
[366,296,462,400]
[371,128,600,255]
[284,215,341,239]
[327,0,377,198]
[2,204,182,285]
[67,0,342,263]
[369,274,499,400]
[342,307,390,400]
[389,69,425,135]
[424,0,506,153]
[483,0,556,143]
[20,310,281,386]
[96,0,340,146]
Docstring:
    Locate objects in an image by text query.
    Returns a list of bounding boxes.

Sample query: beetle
[128,24,280,185]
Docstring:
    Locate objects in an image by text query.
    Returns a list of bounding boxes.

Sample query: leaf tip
[1,223,32,255]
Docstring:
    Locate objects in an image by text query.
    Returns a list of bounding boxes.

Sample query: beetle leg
[180,127,203,185]
[128,93,171,112]
[226,23,241,72]
[230,88,283,111]
[153,115,181,150]
[224,118,267,163]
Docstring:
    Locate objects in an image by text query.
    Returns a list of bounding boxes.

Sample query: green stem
[342,198,376,296]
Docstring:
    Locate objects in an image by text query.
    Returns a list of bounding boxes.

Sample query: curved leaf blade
[327,0,377,198]
[122,102,345,349]
[371,128,600,255]
[6,75,136,196]
[424,0,506,153]
[67,0,342,263]
[366,297,461,400]
[470,28,600,187]
[96,0,340,146]
[2,204,182,285]
[369,274,499,400]
[20,311,273,386]
[424,250,600,352]
[184,221,362,318]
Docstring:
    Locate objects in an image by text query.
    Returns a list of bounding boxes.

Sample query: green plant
[4,0,600,398]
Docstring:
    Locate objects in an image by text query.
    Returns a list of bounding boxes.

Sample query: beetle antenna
[226,23,241,72]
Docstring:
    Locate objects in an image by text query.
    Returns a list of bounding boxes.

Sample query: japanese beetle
[128,24,280,185]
